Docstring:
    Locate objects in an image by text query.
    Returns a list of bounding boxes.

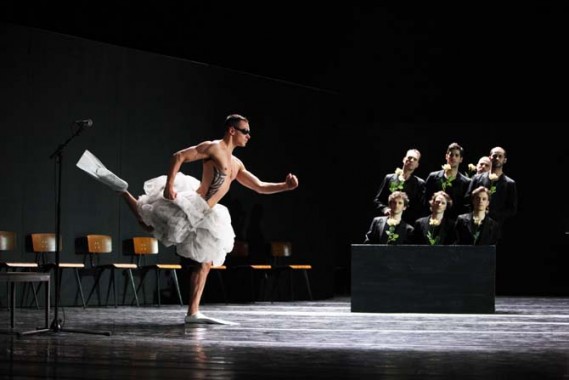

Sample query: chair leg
[269,269,282,303]
[121,270,139,306]
[135,269,150,306]
[171,269,183,307]
[13,268,39,309]
[260,272,270,301]
[86,269,104,306]
[155,269,161,307]
[56,268,85,308]
[303,270,313,301]
[250,271,255,302]
[256,272,264,301]
[288,270,313,301]
[105,268,116,307]
[34,285,41,308]
[289,270,294,301]
[57,268,63,306]
[214,270,228,304]
[20,267,41,309]
[3,280,7,310]
[125,269,139,307]
[245,268,265,302]
[73,268,86,308]
[122,271,129,306]
[20,282,35,308]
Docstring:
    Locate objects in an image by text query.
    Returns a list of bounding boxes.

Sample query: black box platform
[351,245,495,313]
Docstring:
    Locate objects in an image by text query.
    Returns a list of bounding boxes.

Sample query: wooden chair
[270,241,313,301]
[209,264,228,304]
[132,236,183,307]
[83,234,139,307]
[30,233,86,308]
[1,231,39,271]
[227,240,272,302]
[0,231,40,308]
[82,234,111,306]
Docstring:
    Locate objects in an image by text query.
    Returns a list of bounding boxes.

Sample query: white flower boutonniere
[427,218,441,245]
[385,218,400,244]
[465,163,476,179]
[389,168,405,192]
[429,218,441,227]
[488,173,499,194]
[440,164,455,191]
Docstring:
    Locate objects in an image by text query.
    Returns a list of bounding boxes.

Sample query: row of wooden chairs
[1,231,313,306]
[227,241,313,302]
[81,235,182,308]
[0,232,182,308]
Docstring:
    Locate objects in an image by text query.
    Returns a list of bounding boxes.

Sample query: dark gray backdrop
[1,23,567,304]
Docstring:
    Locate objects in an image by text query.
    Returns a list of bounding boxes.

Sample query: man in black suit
[373,148,426,225]
[456,186,500,245]
[424,142,471,219]
[466,146,517,227]
[365,191,414,244]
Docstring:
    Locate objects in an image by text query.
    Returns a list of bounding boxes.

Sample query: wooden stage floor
[1,297,568,379]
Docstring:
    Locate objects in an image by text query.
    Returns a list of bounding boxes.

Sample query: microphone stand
[21,122,111,336]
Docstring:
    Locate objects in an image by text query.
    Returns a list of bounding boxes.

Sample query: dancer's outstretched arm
[236,162,299,194]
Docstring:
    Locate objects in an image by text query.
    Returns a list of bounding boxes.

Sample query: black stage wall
[0,23,339,303]
[1,23,568,302]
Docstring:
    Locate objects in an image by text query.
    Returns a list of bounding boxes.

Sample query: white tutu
[137,173,235,266]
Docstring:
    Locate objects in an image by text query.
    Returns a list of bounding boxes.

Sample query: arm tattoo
[205,167,227,200]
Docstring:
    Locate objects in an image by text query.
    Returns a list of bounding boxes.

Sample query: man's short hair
[447,142,464,157]
[388,191,410,207]
[225,114,248,129]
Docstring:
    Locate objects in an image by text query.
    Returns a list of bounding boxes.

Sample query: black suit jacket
[412,216,456,245]
[424,170,471,219]
[373,173,426,225]
[364,216,414,245]
[465,172,517,225]
[455,213,501,245]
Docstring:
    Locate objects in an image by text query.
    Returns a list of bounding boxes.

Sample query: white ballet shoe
[76,150,128,192]
[184,312,238,325]
[94,167,129,192]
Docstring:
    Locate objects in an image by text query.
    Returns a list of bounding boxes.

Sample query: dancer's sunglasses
[233,126,251,135]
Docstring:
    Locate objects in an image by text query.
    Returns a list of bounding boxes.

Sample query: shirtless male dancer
[77,114,299,324]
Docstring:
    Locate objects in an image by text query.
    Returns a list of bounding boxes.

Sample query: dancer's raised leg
[121,192,153,232]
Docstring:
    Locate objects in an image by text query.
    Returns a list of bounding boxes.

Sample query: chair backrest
[31,233,60,253]
[133,237,158,255]
[270,242,292,266]
[133,237,158,266]
[230,240,249,257]
[1,231,38,269]
[0,231,16,252]
[270,242,292,258]
[30,233,61,265]
[86,234,112,254]
[85,234,112,268]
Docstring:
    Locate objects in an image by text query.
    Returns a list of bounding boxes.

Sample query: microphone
[74,119,93,128]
